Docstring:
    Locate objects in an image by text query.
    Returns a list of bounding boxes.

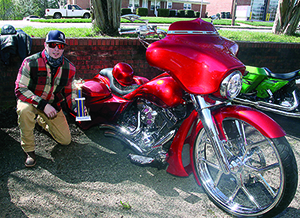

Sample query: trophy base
[76,116,91,122]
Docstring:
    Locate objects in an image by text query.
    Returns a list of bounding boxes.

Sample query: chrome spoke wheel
[193,118,297,217]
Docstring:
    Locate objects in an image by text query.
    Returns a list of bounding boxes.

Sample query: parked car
[45,4,91,19]
[23,15,40,21]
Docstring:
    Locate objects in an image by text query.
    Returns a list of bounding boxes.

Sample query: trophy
[75,82,91,122]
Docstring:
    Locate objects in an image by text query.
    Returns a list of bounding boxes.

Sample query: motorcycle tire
[193,118,298,217]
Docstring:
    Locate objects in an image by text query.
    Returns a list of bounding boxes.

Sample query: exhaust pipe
[234,90,300,118]
[99,124,176,155]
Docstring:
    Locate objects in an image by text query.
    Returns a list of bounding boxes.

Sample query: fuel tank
[146,18,245,95]
[123,75,184,108]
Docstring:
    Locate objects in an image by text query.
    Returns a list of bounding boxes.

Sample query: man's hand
[44,104,57,118]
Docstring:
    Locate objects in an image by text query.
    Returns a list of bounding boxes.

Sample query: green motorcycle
[233,65,300,117]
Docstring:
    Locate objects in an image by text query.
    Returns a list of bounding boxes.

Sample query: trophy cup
[75,83,91,122]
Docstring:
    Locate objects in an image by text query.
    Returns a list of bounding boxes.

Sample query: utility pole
[200,0,203,18]
[231,0,237,26]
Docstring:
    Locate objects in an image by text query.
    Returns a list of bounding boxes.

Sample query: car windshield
[74,5,82,10]
[67,5,82,10]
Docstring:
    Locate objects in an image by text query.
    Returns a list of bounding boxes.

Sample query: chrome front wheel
[193,118,297,217]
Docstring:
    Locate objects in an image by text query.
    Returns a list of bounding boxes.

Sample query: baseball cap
[45,30,67,45]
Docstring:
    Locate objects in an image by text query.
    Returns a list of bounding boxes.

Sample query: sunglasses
[48,42,65,49]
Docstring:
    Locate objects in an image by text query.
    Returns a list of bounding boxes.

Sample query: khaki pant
[17,100,71,152]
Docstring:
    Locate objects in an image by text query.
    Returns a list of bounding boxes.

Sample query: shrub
[136,8,148,16]
[169,10,176,17]
[226,12,231,19]
[177,10,185,17]
[186,10,195,18]
[121,8,132,16]
[157,8,169,17]
[221,12,226,18]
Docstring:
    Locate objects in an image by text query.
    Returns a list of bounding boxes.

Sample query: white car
[45,4,91,19]
[23,15,40,21]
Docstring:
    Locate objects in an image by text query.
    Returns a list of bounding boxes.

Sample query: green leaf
[120,200,132,210]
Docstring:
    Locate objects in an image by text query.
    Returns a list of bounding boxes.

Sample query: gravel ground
[1,106,300,218]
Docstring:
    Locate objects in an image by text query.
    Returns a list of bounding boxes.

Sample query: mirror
[121,14,148,25]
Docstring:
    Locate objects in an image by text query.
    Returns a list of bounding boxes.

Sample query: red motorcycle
[70,15,298,217]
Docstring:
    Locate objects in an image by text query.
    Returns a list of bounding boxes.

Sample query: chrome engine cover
[100,99,187,164]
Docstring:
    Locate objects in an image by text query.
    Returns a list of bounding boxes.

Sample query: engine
[118,99,180,155]
[99,98,188,166]
[118,100,186,156]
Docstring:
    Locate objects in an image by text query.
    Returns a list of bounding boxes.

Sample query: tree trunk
[272,0,300,35]
[91,0,121,36]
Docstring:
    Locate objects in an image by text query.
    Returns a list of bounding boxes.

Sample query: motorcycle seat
[264,67,300,80]
[99,68,140,96]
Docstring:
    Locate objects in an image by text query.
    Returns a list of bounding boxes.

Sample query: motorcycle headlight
[220,71,242,100]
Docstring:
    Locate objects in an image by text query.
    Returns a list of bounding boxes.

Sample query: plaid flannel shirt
[15,49,76,111]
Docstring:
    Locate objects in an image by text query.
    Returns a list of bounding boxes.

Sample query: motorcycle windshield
[146,18,245,95]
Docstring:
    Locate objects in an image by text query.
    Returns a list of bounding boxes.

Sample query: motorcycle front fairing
[146,18,245,95]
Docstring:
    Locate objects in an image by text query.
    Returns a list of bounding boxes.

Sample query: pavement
[1,108,300,217]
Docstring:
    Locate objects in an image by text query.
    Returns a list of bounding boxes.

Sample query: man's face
[45,42,65,59]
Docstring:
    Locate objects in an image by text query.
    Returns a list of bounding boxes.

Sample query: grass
[219,30,300,43]
[120,201,131,210]
[26,17,300,43]
[23,26,98,38]
[237,20,274,27]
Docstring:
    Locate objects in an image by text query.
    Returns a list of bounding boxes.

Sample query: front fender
[167,110,199,177]
[166,105,286,178]
[213,105,286,138]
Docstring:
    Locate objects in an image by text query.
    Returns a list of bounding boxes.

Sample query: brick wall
[121,0,130,8]
[206,0,232,17]
[1,38,300,107]
[237,41,300,73]
[0,37,160,107]
[68,0,90,9]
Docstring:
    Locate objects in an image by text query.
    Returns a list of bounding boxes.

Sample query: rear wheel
[193,118,298,217]
[53,13,62,19]
[83,13,90,19]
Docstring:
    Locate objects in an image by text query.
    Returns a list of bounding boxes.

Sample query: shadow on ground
[0,107,300,217]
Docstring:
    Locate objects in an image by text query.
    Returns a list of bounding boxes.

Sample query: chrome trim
[153,129,175,148]
[99,124,176,156]
[220,71,242,100]
[131,111,141,136]
[191,94,231,174]
[103,129,144,154]
[167,30,218,35]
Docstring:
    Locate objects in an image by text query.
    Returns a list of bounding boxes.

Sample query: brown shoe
[25,151,36,167]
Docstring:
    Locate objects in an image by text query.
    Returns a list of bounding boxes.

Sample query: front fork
[190,94,231,174]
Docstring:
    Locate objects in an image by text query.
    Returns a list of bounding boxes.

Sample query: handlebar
[119,25,166,37]
[119,14,167,45]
